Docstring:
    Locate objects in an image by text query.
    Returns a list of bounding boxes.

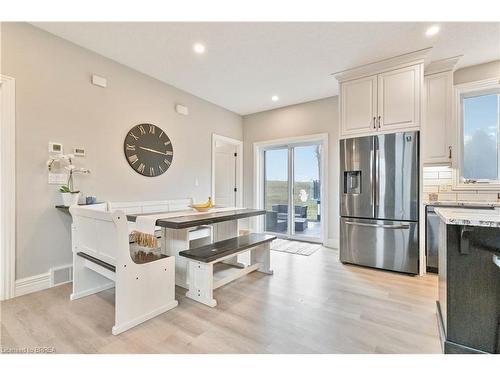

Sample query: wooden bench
[179,233,276,307]
[70,206,178,335]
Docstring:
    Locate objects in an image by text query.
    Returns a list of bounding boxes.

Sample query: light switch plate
[91,74,107,88]
[175,104,189,115]
[48,173,68,185]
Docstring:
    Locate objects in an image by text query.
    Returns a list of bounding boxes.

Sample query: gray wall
[1,23,242,279]
[242,97,339,246]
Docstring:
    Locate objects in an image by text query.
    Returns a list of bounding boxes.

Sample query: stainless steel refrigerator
[340,131,419,274]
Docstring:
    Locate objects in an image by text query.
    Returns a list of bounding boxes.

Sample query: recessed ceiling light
[425,25,440,37]
[193,43,205,54]
[271,95,279,102]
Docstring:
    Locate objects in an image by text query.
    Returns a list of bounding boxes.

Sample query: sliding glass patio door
[263,147,289,235]
[263,143,322,242]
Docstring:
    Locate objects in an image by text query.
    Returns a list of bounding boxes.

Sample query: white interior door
[214,142,237,207]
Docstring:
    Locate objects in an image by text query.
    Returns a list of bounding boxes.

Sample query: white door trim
[0,74,16,301]
[211,134,243,207]
[253,133,329,244]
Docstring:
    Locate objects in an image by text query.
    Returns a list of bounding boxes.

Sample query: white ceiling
[32,22,500,115]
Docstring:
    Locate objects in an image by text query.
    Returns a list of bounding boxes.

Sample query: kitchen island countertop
[423,200,499,208]
[434,207,500,228]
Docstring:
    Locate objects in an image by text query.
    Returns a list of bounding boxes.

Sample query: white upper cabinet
[338,64,423,138]
[377,65,421,131]
[341,75,378,136]
[335,48,429,139]
[422,71,453,164]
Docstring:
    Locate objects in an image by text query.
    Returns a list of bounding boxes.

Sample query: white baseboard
[15,273,51,297]
[15,264,74,298]
[323,237,339,249]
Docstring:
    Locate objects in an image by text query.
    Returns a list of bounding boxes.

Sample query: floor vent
[50,264,73,286]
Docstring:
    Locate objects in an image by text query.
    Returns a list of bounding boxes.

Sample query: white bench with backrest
[69,206,178,335]
[107,198,212,242]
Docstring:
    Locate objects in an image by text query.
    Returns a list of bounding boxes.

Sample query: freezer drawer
[340,217,419,274]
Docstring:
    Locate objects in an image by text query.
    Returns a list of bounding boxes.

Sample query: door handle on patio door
[345,221,410,230]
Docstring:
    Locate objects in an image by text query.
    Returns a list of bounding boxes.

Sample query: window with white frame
[456,79,500,187]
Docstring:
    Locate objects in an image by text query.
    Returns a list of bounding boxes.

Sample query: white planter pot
[61,192,80,207]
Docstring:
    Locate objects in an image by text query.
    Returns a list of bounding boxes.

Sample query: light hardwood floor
[0,248,441,353]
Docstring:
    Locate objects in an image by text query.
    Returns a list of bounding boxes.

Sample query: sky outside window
[265,145,320,182]
[463,92,500,180]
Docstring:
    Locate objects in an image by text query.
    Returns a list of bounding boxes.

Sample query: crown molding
[425,55,463,76]
[332,47,432,82]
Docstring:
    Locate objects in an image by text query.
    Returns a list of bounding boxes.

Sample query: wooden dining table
[127,208,266,288]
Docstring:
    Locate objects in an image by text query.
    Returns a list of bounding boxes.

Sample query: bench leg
[70,253,114,300]
[163,228,190,289]
[251,243,273,275]
[213,220,245,268]
[185,261,217,307]
[113,256,178,335]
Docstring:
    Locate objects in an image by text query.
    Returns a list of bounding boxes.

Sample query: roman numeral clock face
[124,124,173,177]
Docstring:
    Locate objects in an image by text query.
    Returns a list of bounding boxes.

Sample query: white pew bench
[179,233,275,307]
[108,198,212,243]
[69,206,178,335]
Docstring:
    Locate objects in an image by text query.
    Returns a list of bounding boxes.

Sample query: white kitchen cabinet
[340,75,378,137]
[338,63,423,139]
[423,71,453,164]
[377,65,421,131]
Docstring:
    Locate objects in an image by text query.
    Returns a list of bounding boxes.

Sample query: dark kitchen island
[435,207,500,354]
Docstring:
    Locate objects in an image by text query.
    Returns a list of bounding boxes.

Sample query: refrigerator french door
[340,131,419,274]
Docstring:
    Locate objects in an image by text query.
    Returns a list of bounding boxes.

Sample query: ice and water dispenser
[344,170,361,195]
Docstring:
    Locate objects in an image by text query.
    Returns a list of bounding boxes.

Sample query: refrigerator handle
[345,221,410,230]
[370,147,374,209]
[374,137,379,218]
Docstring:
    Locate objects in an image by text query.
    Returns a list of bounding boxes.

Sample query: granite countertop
[434,207,500,227]
[423,201,500,208]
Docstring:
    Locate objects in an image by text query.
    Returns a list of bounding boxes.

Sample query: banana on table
[191,197,214,209]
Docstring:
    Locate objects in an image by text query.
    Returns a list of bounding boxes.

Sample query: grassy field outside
[264,180,319,221]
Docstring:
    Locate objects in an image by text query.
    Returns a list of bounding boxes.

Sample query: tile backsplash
[423,166,500,203]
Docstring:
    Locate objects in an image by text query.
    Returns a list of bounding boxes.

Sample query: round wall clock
[123,123,173,177]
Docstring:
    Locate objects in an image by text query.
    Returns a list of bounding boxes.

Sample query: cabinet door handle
[377,116,381,129]
[448,146,452,159]
[373,117,376,129]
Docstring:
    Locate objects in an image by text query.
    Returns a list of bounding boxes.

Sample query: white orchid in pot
[48,153,90,206]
